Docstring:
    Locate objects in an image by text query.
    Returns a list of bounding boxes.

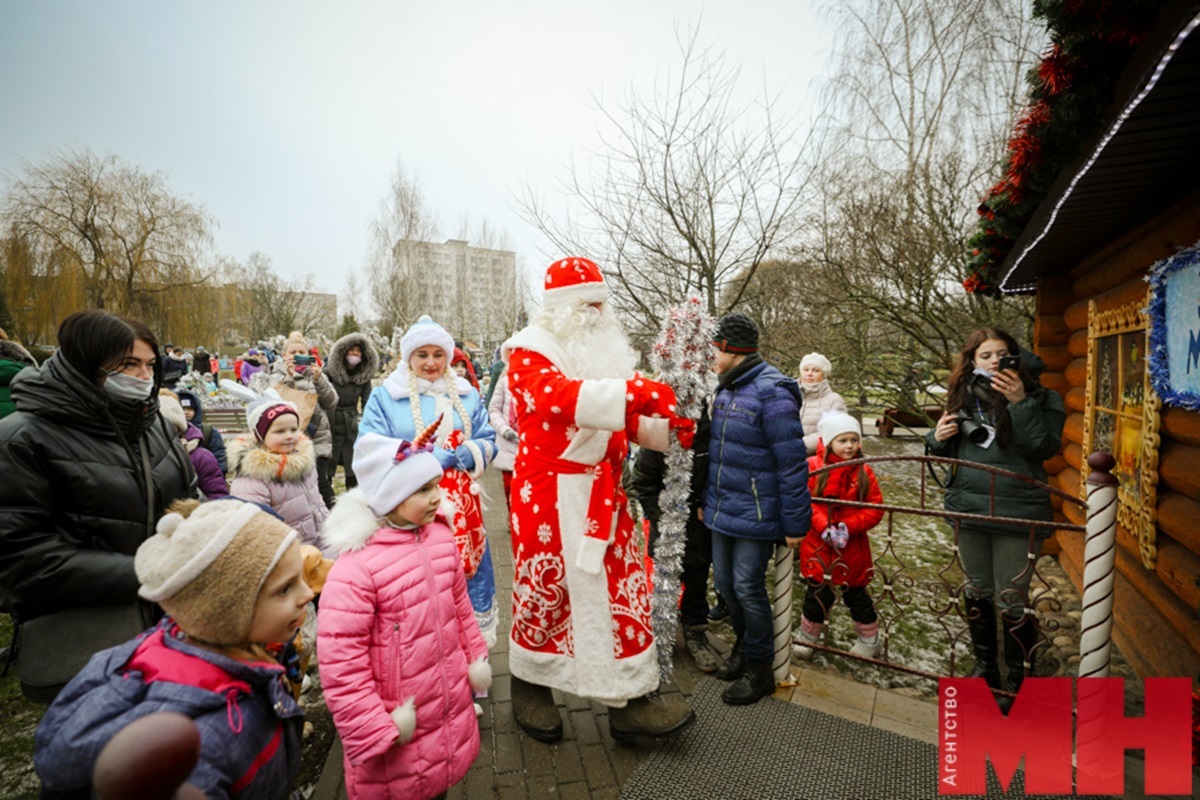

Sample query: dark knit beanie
[713,313,759,354]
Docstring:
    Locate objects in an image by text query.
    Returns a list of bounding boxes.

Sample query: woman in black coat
[0,310,195,701]
[324,331,380,491]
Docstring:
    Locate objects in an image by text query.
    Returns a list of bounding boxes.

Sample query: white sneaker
[793,633,820,661]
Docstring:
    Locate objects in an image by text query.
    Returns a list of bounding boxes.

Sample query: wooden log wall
[1034,191,1200,680]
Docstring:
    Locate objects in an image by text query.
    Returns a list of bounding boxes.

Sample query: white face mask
[346,354,362,367]
[104,371,153,402]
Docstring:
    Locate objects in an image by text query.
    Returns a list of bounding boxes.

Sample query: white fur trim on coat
[462,440,486,479]
[634,415,669,453]
[318,489,382,555]
[468,658,492,694]
[390,698,417,744]
[574,378,627,431]
[575,535,609,575]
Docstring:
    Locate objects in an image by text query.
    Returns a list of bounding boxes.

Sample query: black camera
[952,409,990,444]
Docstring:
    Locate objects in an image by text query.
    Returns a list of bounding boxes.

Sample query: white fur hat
[353,432,445,516]
[800,352,832,377]
[400,315,456,366]
[158,393,188,436]
[818,410,860,449]
[542,257,609,310]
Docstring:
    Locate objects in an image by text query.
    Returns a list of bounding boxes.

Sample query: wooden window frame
[1082,296,1162,569]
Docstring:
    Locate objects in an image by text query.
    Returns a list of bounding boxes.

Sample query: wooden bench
[203,407,249,436]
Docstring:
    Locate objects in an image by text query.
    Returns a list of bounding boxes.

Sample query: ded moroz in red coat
[799,443,885,589]
[502,325,672,707]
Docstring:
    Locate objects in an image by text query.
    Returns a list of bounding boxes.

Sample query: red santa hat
[542,257,609,310]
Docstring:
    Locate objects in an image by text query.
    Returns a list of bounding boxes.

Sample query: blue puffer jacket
[35,620,303,799]
[704,358,811,540]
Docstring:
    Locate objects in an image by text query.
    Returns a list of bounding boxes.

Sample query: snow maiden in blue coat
[358,315,499,647]
[703,313,811,706]
[35,499,312,800]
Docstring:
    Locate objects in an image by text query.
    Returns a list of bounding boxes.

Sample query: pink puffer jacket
[317,490,490,800]
[227,435,329,551]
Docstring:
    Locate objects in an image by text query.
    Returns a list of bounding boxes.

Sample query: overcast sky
[0,1,831,310]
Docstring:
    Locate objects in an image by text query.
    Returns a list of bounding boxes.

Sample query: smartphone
[293,355,314,366]
[999,355,1021,372]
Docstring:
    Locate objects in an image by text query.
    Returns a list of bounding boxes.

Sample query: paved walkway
[312,470,938,800]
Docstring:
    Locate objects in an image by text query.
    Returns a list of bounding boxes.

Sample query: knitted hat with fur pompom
[136,499,298,645]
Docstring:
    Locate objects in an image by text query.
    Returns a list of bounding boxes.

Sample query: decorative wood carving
[1082,296,1161,569]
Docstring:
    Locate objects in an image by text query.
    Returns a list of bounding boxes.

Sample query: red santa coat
[503,326,670,706]
[799,446,884,588]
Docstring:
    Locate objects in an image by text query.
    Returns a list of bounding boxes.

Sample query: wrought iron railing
[770,452,1119,688]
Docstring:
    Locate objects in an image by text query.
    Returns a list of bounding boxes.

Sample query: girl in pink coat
[318,431,491,800]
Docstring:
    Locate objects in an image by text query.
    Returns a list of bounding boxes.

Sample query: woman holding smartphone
[926,328,1065,707]
[271,331,338,508]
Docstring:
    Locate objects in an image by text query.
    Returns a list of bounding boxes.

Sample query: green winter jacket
[0,359,29,420]
[925,389,1066,539]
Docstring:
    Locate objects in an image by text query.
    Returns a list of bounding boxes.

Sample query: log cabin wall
[1034,190,1200,680]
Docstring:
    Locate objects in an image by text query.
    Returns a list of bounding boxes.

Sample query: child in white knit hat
[227,397,330,552]
[318,431,491,800]
[34,499,313,799]
[792,411,885,661]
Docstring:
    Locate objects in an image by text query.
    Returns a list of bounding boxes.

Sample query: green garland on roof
[963,0,1164,296]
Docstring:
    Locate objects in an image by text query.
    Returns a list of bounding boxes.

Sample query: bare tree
[1,148,213,320]
[518,27,811,339]
[224,252,329,342]
[764,0,1042,409]
[365,159,440,337]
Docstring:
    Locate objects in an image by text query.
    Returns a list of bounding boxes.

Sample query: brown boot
[608,692,696,743]
[511,676,562,743]
[683,625,721,672]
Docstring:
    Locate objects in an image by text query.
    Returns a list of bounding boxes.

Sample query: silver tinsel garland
[648,297,715,682]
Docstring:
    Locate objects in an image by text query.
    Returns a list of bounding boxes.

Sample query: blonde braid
[445,364,473,438]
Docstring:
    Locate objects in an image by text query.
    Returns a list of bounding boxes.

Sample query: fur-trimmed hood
[0,339,36,367]
[326,332,380,386]
[227,434,317,484]
[320,488,452,556]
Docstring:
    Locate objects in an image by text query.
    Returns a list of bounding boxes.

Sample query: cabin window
[1083,297,1161,569]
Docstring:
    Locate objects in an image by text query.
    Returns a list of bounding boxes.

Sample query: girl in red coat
[793,411,884,660]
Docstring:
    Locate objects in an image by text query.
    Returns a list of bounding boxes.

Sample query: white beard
[533,302,639,379]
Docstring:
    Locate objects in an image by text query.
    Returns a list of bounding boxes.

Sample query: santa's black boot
[511,676,563,743]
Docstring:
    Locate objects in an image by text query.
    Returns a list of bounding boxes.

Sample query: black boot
[715,643,745,681]
[997,613,1038,714]
[963,595,1001,689]
[721,660,775,705]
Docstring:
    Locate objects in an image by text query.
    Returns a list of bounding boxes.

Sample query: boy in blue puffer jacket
[703,312,811,706]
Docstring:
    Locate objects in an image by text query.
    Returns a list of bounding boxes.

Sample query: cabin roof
[998,4,1200,292]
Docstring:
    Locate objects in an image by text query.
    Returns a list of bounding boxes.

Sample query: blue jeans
[711,530,776,662]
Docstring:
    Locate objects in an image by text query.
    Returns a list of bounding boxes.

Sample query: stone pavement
[312,469,938,800]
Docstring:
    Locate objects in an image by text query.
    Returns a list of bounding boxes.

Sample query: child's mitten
[391,698,417,745]
[821,523,849,550]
